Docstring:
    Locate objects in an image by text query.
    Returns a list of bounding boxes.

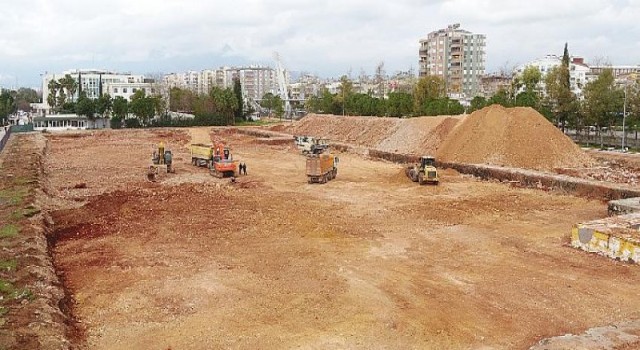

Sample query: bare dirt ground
[43,127,640,350]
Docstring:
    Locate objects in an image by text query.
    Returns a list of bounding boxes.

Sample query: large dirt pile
[281,114,461,155]
[436,105,593,171]
[284,114,398,148]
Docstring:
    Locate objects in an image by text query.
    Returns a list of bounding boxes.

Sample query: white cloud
[0,0,638,87]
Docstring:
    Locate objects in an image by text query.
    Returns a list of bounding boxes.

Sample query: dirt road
[45,128,640,349]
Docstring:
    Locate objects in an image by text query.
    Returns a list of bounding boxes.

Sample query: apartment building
[514,55,591,99]
[419,23,486,99]
[164,66,288,103]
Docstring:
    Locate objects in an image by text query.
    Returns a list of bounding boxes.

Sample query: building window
[133,88,137,93]
[123,88,128,93]
[114,88,118,93]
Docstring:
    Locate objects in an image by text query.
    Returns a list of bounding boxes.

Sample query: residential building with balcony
[419,23,486,99]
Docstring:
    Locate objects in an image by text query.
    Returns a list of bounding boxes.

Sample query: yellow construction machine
[405,156,439,185]
[147,142,175,181]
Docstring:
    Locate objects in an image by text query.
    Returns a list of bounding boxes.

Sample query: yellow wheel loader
[405,156,439,185]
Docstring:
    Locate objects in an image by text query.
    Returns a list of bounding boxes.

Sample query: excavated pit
[28,126,640,349]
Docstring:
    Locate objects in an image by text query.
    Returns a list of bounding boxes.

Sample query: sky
[1,0,639,89]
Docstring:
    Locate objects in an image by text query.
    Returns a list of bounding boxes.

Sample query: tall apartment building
[419,23,486,99]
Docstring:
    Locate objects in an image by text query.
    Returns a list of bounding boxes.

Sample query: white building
[514,55,590,99]
[41,69,155,115]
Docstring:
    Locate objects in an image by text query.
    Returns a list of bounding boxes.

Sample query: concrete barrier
[571,213,640,264]
[608,198,640,216]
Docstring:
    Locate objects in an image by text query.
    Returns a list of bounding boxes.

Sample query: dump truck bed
[190,144,214,160]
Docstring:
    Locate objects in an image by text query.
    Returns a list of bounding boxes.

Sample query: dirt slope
[436,105,594,171]
[280,113,461,155]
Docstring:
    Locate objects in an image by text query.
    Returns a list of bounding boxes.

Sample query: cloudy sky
[1,0,639,88]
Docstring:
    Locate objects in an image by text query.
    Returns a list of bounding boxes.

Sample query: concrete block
[571,213,640,264]
[608,197,640,216]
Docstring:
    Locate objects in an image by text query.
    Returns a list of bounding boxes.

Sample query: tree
[521,66,542,93]
[413,75,446,114]
[95,94,112,119]
[129,90,156,126]
[468,96,487,113]
[210,87,238,125]
[487,88,512,107]
[273,95,284,119]
[627,81,640,132]
[582,68,623,132]
[14,88,39,111]
[338,75,354,115]
[512,66,542,109]
[346,93,384,116]
[75,92,96,119]
[420,98,464,116]
[260,92,277,116]
[545,43,577,131]
[0,89,16,125]
[47,79,60,112]
[233,77,244,121]
[386,92,413,117]
[515,91,539,108]
[58,74,78,103]
[112,96,128,119]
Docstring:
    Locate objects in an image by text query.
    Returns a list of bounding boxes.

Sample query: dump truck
[295,135,329,154]
[306,153,339,184]
[190,142,237,178]
[405,156,439,185]
[147,142,175,181]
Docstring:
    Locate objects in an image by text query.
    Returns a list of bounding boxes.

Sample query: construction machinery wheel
[147,166,158,182]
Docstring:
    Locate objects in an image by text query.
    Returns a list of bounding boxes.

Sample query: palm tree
[47,79,60,112]
[59,74,78,102]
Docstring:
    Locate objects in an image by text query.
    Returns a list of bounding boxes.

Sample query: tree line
[42,75,246,128]
[305,75,465,117]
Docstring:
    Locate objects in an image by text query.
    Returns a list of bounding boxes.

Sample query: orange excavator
[210,142,237,178]
[190,141,238,178]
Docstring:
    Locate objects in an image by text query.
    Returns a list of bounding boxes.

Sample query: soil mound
[279,114,461,155]
[284,114,398,148]
[436,105,593,171]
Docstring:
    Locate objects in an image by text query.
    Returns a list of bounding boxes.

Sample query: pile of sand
[436,105,593,171]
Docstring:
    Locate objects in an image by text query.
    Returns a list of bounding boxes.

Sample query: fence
[568,131,640,150]
[0,126,11,153]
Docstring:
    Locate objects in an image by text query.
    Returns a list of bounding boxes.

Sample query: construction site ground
[33,127,640,349]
